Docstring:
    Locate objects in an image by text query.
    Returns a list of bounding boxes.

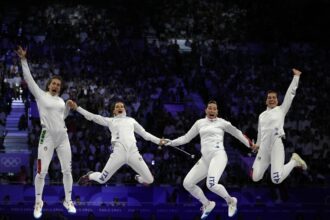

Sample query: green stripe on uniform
[39,130,46,144]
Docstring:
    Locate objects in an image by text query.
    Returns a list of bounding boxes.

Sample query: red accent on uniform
[243,134,253,147]
[249,169,253,179]
[37,159,41,174]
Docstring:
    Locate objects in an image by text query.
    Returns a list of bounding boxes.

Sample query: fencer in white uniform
[16,46,76,219]
[166,100,256,219]
[70,101,165,186]
[252,68,307,184]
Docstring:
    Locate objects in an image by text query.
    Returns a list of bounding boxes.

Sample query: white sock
[209,183,231,203]
[34,173,45,203]
[279,160,296,182]
[63,173,73,202]
[187,185,209,205]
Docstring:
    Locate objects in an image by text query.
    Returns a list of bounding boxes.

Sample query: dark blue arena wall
[0,185,329,220]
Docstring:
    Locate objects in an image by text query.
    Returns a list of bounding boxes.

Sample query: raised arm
[133,120,161,145]
[281,68,301,115]
[169,121,199,147]
[16,46,43,99]
[224,121,253,149]
[75,106,110,127]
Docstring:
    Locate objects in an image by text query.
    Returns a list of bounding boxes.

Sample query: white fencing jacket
[76,107,160,151]
[21,59,69,132]
[256,75,300,149]
[170,117,252,156]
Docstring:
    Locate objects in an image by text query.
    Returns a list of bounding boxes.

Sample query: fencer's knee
[206,185,214,192]
[61,169,72,175]
[61,164,72,175]
[252,173,262,182]
[144,175,154,185]
[251,170,262,182]
[36,172,47,179]
[271,172,282,184]
[271,177,282,184]
[271,178,281,184]
[206,181,216,191]
[183,178,194,191]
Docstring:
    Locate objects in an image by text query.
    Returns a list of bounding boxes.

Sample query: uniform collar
[206,116,218,122]
[114,112,127,118]
[46,91,59,97]
[266,106,277,111]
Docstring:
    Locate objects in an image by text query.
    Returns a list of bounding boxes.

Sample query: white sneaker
[228,197,237,217]
[201,201,216,219]
[291,153,307,170]
[33,201,43,219]
[63,200,76,214]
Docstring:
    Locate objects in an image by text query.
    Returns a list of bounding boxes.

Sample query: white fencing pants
[89,143,154,184]
[183,150,232,205]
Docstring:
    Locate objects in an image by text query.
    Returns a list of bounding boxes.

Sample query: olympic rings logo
[0,157,22,167]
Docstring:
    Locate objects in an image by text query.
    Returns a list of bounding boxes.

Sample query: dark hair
[267,90,277,96]
[110,100,125,116]
[45,75,64,95]
[207,100,217,106]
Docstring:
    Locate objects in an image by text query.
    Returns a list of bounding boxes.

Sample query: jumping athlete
[165,100,257,219]
[68,101,166,186]
[16,46,76,219]
[251,68,307,184]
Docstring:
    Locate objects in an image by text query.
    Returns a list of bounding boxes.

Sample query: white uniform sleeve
[224,121,251,148]
[256,117,261,146]
[170,121,199,147]
[133,119,160,145]
[76,106,109,127]
[21,59,43,99]
[281,75,300,115]
[63,102,70,119]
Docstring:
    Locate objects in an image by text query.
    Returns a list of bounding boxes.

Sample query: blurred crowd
[0,0,329,188]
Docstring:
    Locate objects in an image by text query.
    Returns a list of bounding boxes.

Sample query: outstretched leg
[57,134,76,214]
[57,135,73,203]
[184,156,218,219]
[34,131,54,218]
[128,151,154,185]
[270,138,298,184]
[206,151,237,217]
[183,157,209,206]
[88,144,126,184]
[206,151,229,200]
[251,148,270,182]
